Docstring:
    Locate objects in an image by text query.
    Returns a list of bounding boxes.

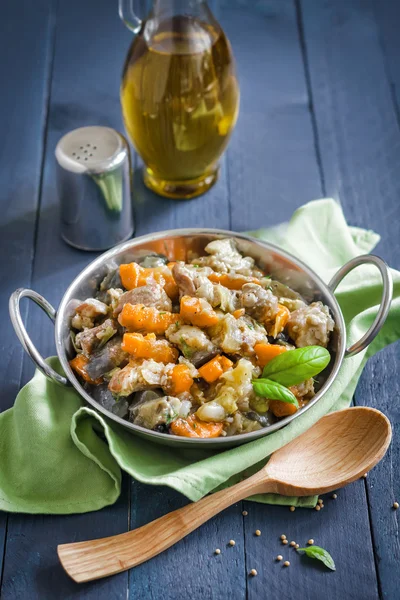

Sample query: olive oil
[121,15,239,198]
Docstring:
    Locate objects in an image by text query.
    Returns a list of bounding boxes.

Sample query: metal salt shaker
[55,126,134,251]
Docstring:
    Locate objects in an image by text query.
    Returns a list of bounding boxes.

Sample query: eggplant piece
[129,389,164,407]
[246,411,274,427]
[99,267,122,292]
[137,253,169,268]
[191,348,219,368]
[111,399,129,419]
[85,337,128,380]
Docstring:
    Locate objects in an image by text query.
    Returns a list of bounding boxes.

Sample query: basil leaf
[262,346,330,386]
[296,546,336,571]
[252,379,298,406]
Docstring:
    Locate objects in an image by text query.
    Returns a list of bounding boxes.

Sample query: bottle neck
[152,0,210,20]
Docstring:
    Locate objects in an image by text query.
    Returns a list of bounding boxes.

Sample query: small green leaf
[262,346,331,386]
[252,379,298,406]
[296,546,336,571]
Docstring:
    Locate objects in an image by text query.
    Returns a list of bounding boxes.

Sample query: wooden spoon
[58,407,391,583]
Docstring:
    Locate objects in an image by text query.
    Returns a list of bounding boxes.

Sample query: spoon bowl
[58,407,391,583]
[265,407,391,496]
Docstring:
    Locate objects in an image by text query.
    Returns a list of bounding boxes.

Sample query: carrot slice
[232,308,245,319]
[198,356,223,383]
[180,295,219,328]
[120,262,141,290]
[119,262,179,299]
[69,354,102,385]
[167,364,194,395]
[170,414,223,438]
[118,303,177,334]
[208,273,260,290]
[254,343,288,368]
[269,400,298,418]
[198,355,233,383]
[267,304,290,337]
[122,332,178,363]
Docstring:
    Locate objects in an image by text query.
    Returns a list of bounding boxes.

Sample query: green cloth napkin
[1,199,399,514]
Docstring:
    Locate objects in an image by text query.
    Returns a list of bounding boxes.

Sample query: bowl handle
[328,255,393,358]
[9,288,69,387]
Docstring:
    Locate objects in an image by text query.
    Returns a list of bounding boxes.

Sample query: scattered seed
[229,540,236,546]
[308,539,314,545]
[363,473,368,479]
[242,510,248,516]
[290,541,296,547]
[315,505,321,511]
[250,569,257,576]
[255,530,261,536]
[290,506,296,512]
[393,502,399,510]
[215,548,221,555]
[280,534,287,540]
[284,561,290,567]
[295,544,299,549]
[282,539,288,545]
[318,499,323,505]
[332,493,337,499]
[276,555,283,561]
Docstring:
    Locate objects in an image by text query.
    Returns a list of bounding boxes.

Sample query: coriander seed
[282,539,288,545]
[276,555,283,561]
[242,510,248,516]
[332,493,337,499]
[250,569,257,576]
[229,539,235,546]
[290,506,295,512]
[280,534,287,540]
[315,505,321,511]
[284,561,290,567]
[393,502,399,510]
[215,549,221,555]
[255,529,261,536]
[308,539,314,545]
[290,541,296,547]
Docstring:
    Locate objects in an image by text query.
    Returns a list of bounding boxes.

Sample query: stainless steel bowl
[9,230,393,448]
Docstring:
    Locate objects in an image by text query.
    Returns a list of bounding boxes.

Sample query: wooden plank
[373,0,400,117]
[222,1,323,231]
[129,483,246,600]
[127,4,240,598]
[0,0,56,589]
[1,1,132,598]
[223,2,379,599]
[300,0,400,598]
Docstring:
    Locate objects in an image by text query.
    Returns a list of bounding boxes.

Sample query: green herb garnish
[252,379,298,406]
[262,346,330,387]
[296,546,336,571]
[165,411,179,426]
[180,338,194,358]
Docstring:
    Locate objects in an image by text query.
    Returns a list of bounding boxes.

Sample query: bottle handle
[118,0,142,34]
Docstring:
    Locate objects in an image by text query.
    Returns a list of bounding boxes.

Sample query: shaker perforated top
[55,126,128,174]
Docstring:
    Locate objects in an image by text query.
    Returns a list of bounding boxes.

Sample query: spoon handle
[58,470,271,583]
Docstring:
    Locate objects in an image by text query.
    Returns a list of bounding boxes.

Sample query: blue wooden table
[1,1,399,598]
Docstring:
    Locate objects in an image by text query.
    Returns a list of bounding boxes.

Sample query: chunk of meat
[290,378,315,400]
[75,318,118,357]
[114,282,172,315]
[172,263,196,296]
[240,283,279,322]
[209,314,268,355]
[287,301,334,348]
[85,337,129,380]
[108,359,174,396]
[166,323,217,364]
[71,298,109,330]
[193,238,257,275]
